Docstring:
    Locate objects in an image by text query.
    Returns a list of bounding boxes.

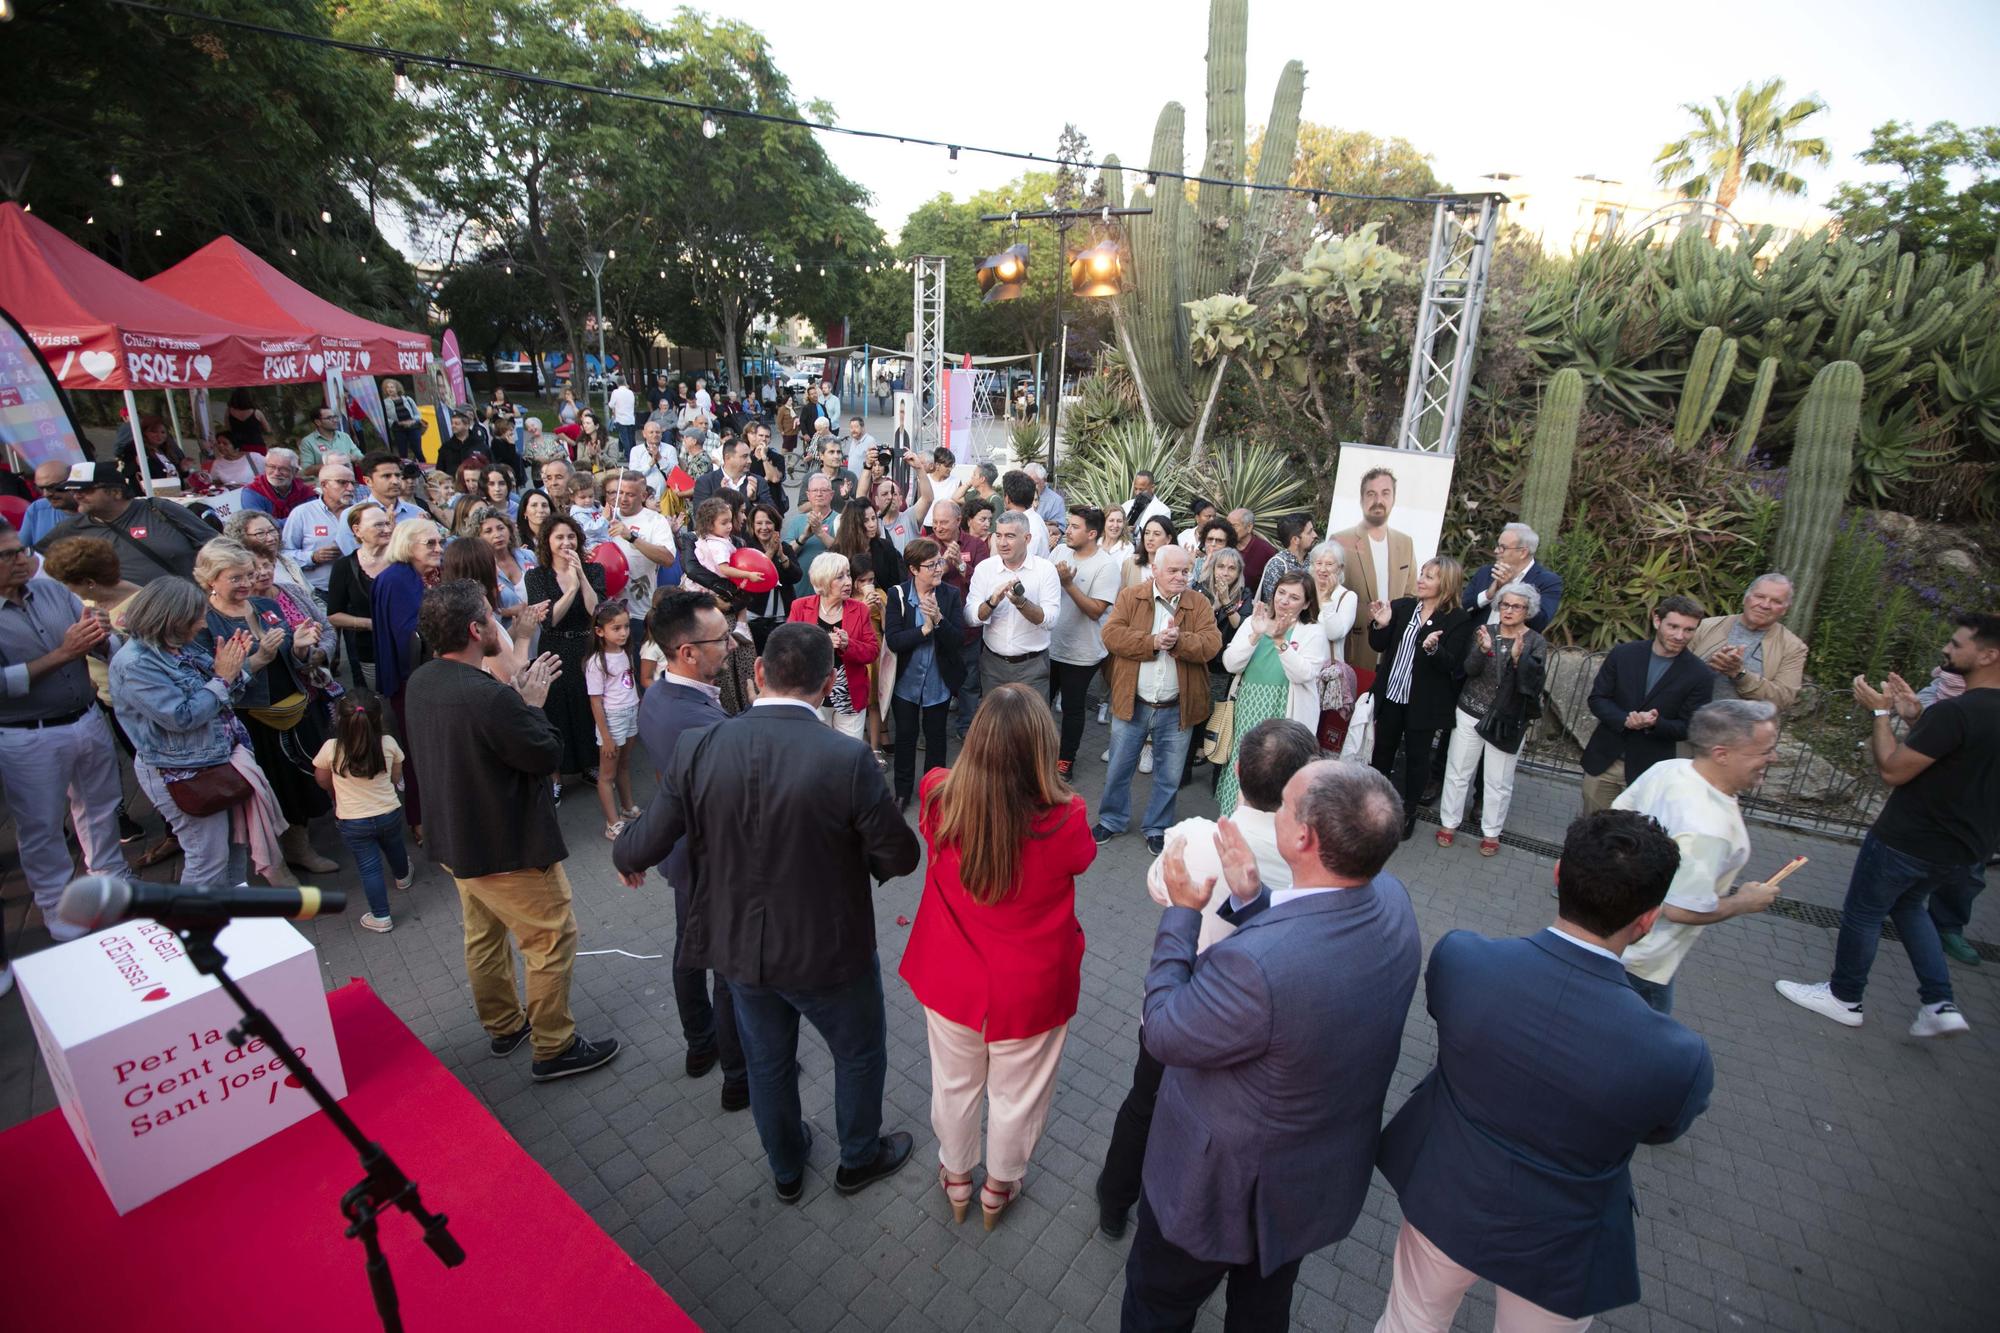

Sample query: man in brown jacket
[1688,574,1809,713]
[1093,545,1224,853]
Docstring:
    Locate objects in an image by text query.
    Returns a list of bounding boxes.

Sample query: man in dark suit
[1123,760,1421,1331]
[690,423,787,514]
[612,590,746,1111]
[1374,809,1714,1330]
[1461,521,1563,633]
[617,624,923,1202]
[1581,595,1714,812]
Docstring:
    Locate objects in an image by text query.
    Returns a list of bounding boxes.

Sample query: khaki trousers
[1374,1221,1592,1333]
[1580,759,1627,815]
[452,863,580,1061]
[923,1008,1068,1183]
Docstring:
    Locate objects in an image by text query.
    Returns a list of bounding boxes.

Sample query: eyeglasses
[918,560,946,572]
[1498,601,1530,612]
[0,547,29,560]
[681,635,734,649]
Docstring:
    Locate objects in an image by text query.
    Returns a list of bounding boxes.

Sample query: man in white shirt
[281,460,357,596]
[692,377,713,421]
[1000,471,1051,557]
[820,382,841,427]
[608,377,637,455]
[626,419,678,498]
[965,511,1061,700]
[842,416,878,477]
[1614,699,1785,1013]
[605,471,679,619]
[1048,505,1123,778]
[1122,470,1172,531]
[1027,463,1066,530]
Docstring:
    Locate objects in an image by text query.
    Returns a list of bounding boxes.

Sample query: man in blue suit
[612,589,747,1110]
[1461,522,1563,633]
[1122,760,1421,1332]
[1374,809,1714,1331]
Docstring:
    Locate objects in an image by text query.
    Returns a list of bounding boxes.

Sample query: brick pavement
[3,706,1995,1331]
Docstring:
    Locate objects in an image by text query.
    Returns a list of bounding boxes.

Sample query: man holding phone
[965,511,1061,703]
[1612,698,1786,1014]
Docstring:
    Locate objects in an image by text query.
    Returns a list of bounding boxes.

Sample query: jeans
[1626,970,1675,1015]
[1928,860,1987,935]
[1831,832,1967,1007]
[1049,658,1100,765]
[951,662,981,738]
[1099,701,1193,837]
[890,695,948,801]
[616,422,637,455]
[672,877,744,1085]
[728,957,889,1182]
[1096,1033,1165,1216]
[336,810,410,918]
[1122,1194,1303,1333]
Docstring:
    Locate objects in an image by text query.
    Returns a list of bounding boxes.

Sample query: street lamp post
[583,249,608,419]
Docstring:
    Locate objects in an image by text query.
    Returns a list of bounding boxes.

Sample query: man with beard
[1335,467,1415,672]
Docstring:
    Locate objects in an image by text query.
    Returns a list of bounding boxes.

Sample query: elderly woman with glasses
[786,550,879,739]
[1435,580,1549,855]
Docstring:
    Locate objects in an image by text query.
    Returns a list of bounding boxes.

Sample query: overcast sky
[636,0,1999,237]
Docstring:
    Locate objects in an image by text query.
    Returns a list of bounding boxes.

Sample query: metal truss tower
[912,256,947,454]
[1395,194,1505,455]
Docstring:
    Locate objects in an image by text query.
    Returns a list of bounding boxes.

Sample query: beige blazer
[1689,615,1809,713]
[1335,524,1415,672]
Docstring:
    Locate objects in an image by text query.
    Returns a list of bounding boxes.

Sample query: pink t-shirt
[584,649,639,713]
[695,534,736,577]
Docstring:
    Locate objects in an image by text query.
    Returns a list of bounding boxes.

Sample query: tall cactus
[1729,355,1779,463]
[1191,0,1248,305]
[1123,105,1197,429]
[1772,361,1864,639]
[1673,325,1739,450]
[1519,369,1585,541]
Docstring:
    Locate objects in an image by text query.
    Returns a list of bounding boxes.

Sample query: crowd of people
[2,385,1995,1332]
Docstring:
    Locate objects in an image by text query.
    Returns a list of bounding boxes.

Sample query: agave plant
[1061,420,1193,514]
[1063,373,1136,464]
[1189,437,1316,536]
[1008,419,1047,469]
[1849,398,1956,505]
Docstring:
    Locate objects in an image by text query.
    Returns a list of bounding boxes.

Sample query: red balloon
[729,547,779,593]
[588,541,630,598]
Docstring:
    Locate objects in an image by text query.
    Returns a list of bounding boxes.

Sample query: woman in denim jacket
[109,578,267,887]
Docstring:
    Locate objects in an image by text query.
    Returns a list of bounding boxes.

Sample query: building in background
[1476,172,1832,257]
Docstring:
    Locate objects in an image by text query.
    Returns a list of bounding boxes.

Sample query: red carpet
[0,980,697,1331]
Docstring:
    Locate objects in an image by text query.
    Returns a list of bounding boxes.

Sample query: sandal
[620,803,643,820]
[939,1166,975,1224]
[604,820,627,841]
[1434,829,1454,848]
[133,833,181,869]
[980,1177,1021,1231]
[1479,837,1501,856]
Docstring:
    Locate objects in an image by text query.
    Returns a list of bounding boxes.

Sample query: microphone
[57,875,347,932]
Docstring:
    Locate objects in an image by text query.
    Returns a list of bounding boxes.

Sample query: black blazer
[1581,640,1716,779]
[883,580,968,695]
[404,659,566,879]
[621,703,921,989]
[1368,598,1477,731]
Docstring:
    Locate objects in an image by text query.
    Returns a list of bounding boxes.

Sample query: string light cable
[96,0,1460,211]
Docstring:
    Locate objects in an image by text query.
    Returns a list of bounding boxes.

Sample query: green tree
[1653,78,1830,219]
[1829,120,2000,264]
[1250,122,1444,252]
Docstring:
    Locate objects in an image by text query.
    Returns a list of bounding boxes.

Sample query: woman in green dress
[1213,570,1331,817]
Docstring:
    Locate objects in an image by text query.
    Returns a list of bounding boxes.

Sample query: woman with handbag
[194,539,339,874]
[1436,581,1549,855]
[1365,555,1476,841]
[109,577,298,887]
[1214,571,1329,817]
[1309,541,1362,752]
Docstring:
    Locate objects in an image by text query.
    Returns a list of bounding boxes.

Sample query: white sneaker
[394,873,414,892]
[1101,747,1111,762]
[1139,744,1153,775]
[360,913,394,934]
[1910,1001,1970,1039]
[1097,703,1108,723]
[1774,979,1864,1028]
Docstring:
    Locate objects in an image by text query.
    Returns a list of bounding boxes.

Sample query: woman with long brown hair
[898,683,1096,1230]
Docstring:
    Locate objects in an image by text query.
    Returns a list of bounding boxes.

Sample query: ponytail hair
[333,690,388,780]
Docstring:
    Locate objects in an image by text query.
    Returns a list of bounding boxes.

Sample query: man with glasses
[237,447,314,519]
[296,404,363,475]
[37,461,216,585]
[0,520,126,954]
[281,460,358,597]
[1463,522,1563,633]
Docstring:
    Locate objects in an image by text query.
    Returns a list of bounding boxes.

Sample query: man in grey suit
[1123,760,1422,1331]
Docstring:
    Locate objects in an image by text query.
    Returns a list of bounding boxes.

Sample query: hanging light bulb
[947,145,960,175]
[85,215,94,225]
[1141,172,1156,198]
[360,255,368,263]
[109,170,124,188]
[20,204,28,213]
[153,228,162,236]
[658,269,666,279]
[504,264,512,275]
[818,267,825,277]
[701,115,717,140]
[320,209,332,224]
[607,248,616,260]
[1306,192,1319,215]
[794,262,802,273]
[393,60,409,94]
[290,247,297,256]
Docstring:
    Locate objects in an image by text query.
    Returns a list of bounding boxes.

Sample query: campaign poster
[0,308,87,469]
[1326,442,1459,584]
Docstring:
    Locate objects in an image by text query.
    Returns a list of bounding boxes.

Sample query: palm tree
[1654,79,1831,222]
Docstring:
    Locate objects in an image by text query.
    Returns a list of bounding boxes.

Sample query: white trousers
[819,705,867,740]
[0,709,126,934]
[1375,1220,1592,1333]
[923,1009,1068,1183]
[1439,707,1521,839]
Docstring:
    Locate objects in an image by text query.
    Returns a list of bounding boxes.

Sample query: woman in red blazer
[900,683,1096,1230]
[786,551,878,738]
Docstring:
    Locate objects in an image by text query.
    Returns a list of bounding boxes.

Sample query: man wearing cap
[35,463,216,585]
[281,460,359,598]
[0,519,126,945]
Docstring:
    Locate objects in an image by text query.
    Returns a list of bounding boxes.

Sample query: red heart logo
[283,1074,303,1089]
[141,987,169,1002]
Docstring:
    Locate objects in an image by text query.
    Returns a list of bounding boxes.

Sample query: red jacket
[900,769,1095,1039]
[786,594,878,707]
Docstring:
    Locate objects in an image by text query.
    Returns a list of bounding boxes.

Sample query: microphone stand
[176,921,464,1332]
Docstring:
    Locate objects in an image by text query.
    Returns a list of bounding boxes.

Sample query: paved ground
[3,695,1995,1333]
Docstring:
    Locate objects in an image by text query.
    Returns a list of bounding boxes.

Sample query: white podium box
[13,918,346,1214]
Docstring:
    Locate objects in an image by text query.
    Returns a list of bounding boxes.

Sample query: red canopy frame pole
[122,388,154,498]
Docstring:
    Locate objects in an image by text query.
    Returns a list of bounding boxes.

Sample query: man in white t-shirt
[608,377,637,454]
[604,471,678,619]
[1613,698,1786,1014]
[626,419,678,498]
[1047,505,1124,778]
[1000,470,1050,557]
[842,416,878,476]
[692,377,713,420]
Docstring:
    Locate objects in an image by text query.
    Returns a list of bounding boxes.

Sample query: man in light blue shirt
[281,460,358,594]
[18,461,75,548]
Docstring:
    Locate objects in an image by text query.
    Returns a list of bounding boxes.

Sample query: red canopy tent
[0,202,315,393]
[146,236,431,382]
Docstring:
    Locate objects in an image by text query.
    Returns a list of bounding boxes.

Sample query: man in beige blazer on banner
[1336,465,1416,673]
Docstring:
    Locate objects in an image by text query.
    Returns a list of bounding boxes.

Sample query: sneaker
[531,1034,622,1082]
[117,806,146,843]
[1139,744,1153,775]
[1940,931,1981,966]
[551,779,563,804]
[1774,980,1864,1028]
[1056,759,1073,779]
[834,1130,914,1195]
[1146,834,1165,855]
[1091,823,1118,845]
[1097,703,1108,724]
[1101,747,1111,762]
[1910,1001,1970,1039]
[359,913,394,933]
[393,873,414,892]
[488,1023,533,1057]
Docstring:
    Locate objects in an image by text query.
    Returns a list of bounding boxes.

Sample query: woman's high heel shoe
[940,1166,975,1224]
[980,1177,1020,1231]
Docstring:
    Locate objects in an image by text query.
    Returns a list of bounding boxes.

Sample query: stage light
[977,243,1029,303]
[394,60,408,94]
[109,170,123,188]
[1069,239,1122,297]
[701,115,717,139]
